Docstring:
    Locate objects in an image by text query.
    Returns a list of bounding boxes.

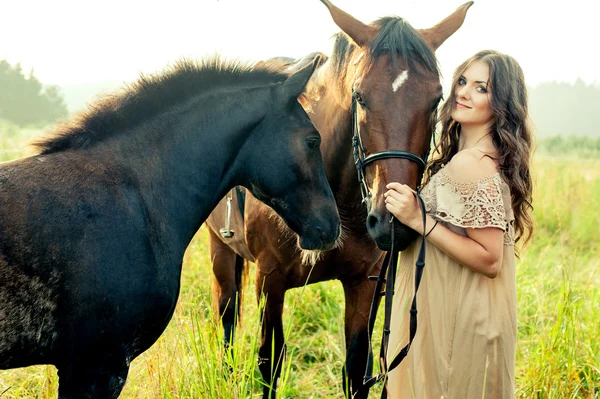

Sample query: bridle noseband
[351,88,430,398]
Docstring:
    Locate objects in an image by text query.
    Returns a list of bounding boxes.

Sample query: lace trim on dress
[421,169,515,246]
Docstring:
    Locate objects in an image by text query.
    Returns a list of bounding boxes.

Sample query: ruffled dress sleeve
[420,168,515,245]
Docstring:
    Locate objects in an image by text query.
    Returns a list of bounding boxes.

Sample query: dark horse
[0,57,341,398]
[206,1,473,398]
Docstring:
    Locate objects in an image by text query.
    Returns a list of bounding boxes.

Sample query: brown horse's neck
[306,62,362,205]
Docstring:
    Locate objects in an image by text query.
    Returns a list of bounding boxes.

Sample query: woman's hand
[384,183,423,233]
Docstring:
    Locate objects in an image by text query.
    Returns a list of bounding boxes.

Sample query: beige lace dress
[386,167,517,399]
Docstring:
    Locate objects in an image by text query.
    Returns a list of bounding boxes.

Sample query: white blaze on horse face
[392,70,409,92]
[353,51,366,65]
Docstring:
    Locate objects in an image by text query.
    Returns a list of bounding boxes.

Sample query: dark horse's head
[320,0,473,250]
[241,57,341,250]
[31,57,340,251]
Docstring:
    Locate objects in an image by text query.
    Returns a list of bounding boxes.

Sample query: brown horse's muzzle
[366,204,418,251]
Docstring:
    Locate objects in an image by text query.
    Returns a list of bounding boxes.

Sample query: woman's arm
[418,213,503,278]
[385,183,504,279]
[385,150,507,278]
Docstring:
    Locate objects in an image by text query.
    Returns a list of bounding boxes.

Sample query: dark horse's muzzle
[299,216,341,251]
[269,193,341,251]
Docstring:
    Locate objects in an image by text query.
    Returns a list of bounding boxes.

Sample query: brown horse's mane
[330,16,439,82]
[31,58,290,155]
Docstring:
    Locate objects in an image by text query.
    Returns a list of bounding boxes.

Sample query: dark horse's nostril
[367,214,379,230]
[316,226,324,242]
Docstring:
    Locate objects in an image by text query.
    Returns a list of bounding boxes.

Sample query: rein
[350,89,429,398]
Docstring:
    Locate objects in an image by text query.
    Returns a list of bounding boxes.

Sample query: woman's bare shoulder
[444,148,499,182]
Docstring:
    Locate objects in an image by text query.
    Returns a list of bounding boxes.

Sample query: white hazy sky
[1,0,598,89]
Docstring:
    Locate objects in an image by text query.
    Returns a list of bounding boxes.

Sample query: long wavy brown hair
[426,50,534,248]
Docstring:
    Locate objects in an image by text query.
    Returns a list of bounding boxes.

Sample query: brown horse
[206,2,473,398]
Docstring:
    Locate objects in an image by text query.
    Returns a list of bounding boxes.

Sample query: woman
[384,50,534,398]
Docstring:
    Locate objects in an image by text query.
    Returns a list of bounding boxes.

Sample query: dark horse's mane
[330,16,439,81]
[32,58,290,155]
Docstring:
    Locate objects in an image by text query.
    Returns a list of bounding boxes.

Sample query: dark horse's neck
[93,88,271,258]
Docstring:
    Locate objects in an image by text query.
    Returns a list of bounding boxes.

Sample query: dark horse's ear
[417,1,474,51]
[278,55,322,100]
[319,0,377,47]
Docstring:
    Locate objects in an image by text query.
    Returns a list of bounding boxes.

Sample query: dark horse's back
[0,153,177,369]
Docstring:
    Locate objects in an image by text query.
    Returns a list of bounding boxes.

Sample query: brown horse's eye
[431,96,443,111]
[353,91,365,107]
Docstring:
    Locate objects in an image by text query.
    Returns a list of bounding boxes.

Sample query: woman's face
[451,60,494,127]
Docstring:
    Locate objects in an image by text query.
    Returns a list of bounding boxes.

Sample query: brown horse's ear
[279,55,322,100]
[319,0,377,46]
[417,1,474,51]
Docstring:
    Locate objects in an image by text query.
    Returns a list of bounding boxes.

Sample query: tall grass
[515,158,599,398]
[0,126,598,398]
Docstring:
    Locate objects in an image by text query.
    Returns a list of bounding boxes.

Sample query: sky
[1,0,598,90]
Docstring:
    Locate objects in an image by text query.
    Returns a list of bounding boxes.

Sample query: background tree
[0,59,68,126]
[529,79,600,137]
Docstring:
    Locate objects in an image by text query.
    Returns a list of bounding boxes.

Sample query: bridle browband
[351,87,430,398]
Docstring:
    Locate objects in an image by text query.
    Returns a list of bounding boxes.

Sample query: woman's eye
[477,86,488,93]
[458,78,466,85]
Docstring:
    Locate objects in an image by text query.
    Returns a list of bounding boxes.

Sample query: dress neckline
[437,167,502,186]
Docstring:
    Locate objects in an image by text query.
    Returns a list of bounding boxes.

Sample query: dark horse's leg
[209,228,244,351]
[57,358,129,399]
[341,276,381,399]
[256,268,286,399]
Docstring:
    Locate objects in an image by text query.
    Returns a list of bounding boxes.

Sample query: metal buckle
[219,196,235,238]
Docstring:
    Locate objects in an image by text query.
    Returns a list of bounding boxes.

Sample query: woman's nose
[457,85,469,99]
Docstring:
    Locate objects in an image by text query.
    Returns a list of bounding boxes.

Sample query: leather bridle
[351,88,430,398]
[351,88,429,206]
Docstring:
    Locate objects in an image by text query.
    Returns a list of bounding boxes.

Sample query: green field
[1,124,598,398]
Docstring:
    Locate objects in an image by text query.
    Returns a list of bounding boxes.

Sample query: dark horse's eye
[306,136,321,150]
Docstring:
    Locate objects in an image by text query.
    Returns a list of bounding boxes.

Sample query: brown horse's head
[319,1,473,250]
